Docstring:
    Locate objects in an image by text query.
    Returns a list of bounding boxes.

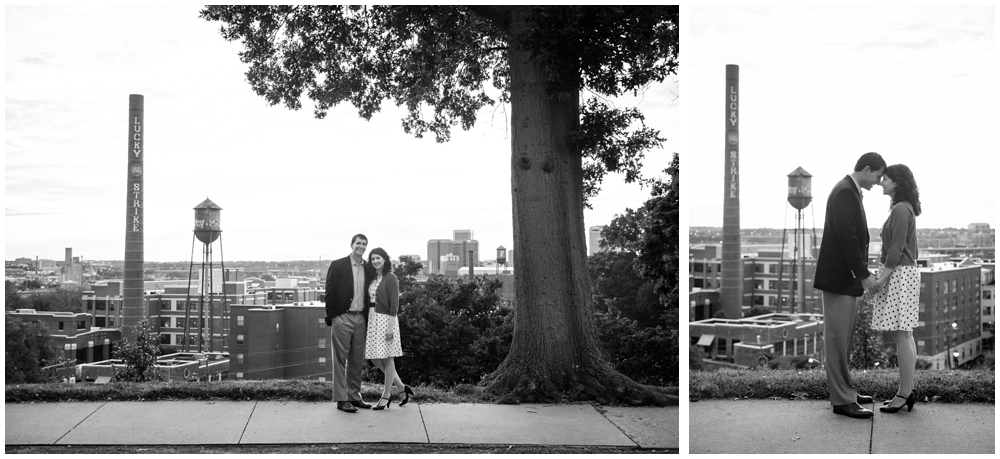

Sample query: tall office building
[427,230,479,274]
[589,226,606,255]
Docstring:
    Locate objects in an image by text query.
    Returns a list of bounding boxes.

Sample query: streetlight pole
[945,322,958,369]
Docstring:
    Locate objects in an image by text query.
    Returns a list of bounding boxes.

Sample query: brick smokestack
[122,94,145,338]
[721,65,743,319]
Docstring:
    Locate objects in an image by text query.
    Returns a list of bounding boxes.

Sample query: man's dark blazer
[324,255,375,320]
[814,175,871,297]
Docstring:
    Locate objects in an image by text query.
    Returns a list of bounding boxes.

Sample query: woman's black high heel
[399,385,414,406]
[373,396,393,410]
[880,392,916,413]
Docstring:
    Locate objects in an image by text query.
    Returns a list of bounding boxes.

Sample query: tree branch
[464,5,512,30]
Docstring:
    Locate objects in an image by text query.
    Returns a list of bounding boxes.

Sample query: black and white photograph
[5,5,680,453]
[685,5,995,454]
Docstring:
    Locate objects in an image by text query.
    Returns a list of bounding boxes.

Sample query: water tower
[496,246,507,275]
[776,167,817,313]
[183,198,228,352]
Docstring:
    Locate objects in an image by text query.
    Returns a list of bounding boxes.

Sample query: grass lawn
[690,368,994,403]
[5,379,678,405]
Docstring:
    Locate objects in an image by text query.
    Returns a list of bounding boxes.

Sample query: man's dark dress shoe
[833,402,874,419]
[856,394,874,404]
[337,401,358,413]
[350,400,372,409]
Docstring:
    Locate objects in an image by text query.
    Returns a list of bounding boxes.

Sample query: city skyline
[685,6,995,230]
[5,5,677,262]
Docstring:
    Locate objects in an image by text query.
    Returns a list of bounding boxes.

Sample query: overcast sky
[5,5,678,262]
[686,5,995,231]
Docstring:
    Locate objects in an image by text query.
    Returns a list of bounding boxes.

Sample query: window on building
[318,318,326,329]
[58,322,64,331]
[77,321,86,329]
[754,264,765,273]
[159,334,170,345]
[318,337,326,349]
[952,280,957,292]
[237,315,244,327]
[985,290,993,300]
[754,279,764,290]
[694,263,704,273]
[986,307,992,316]
[160,317,171,328]
[237,334,244,345]
[236,372,243,380]
[943,282,948,294]
[693,279,704,288]
[319,357,327,368]
[237,354,244,364]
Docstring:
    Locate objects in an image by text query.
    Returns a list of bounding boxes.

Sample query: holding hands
[862,276,878,295]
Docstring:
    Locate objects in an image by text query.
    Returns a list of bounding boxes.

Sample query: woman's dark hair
[369,247,392,276]
[884,164,921,216]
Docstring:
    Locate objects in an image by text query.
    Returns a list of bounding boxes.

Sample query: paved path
[5,401,677,450]
[689,399,994,454]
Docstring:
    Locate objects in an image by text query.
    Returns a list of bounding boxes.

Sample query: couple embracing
[324,233,414,413]
[815,152,923,419]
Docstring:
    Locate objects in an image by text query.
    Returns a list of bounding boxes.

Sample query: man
[814,152,886,419]
[325,234,375,413]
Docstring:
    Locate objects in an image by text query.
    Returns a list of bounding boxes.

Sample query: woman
[871,164,921,413]
[364,247,414,409]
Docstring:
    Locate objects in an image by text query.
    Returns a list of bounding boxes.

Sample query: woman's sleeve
[882,205,912,270]
[387,274,399,316]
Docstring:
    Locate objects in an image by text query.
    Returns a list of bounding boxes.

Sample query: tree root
[481,362,677,406]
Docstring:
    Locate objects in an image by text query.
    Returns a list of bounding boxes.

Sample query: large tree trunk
[481,7,671,406]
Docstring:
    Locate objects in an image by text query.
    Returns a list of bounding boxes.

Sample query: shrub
[850,297,887,369]
[113,320,160,382]
[5,316,59,384]
[393,276,513,388]
[595,311,678,386]
[689,345,705,371]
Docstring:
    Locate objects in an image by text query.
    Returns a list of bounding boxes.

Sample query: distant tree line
[5,280,83,313]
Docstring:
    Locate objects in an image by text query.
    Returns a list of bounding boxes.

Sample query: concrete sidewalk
[690,399,994,454]
[5,401,677,450]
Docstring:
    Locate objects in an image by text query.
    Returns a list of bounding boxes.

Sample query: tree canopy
[201,5,677,202]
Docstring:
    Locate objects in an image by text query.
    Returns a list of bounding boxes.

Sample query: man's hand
[324,317,332,327]
[861,277,877,295]
[385,330,394,341]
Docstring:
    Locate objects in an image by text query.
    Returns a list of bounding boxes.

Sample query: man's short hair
[854,152,886,172]
[351,234,368,245]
